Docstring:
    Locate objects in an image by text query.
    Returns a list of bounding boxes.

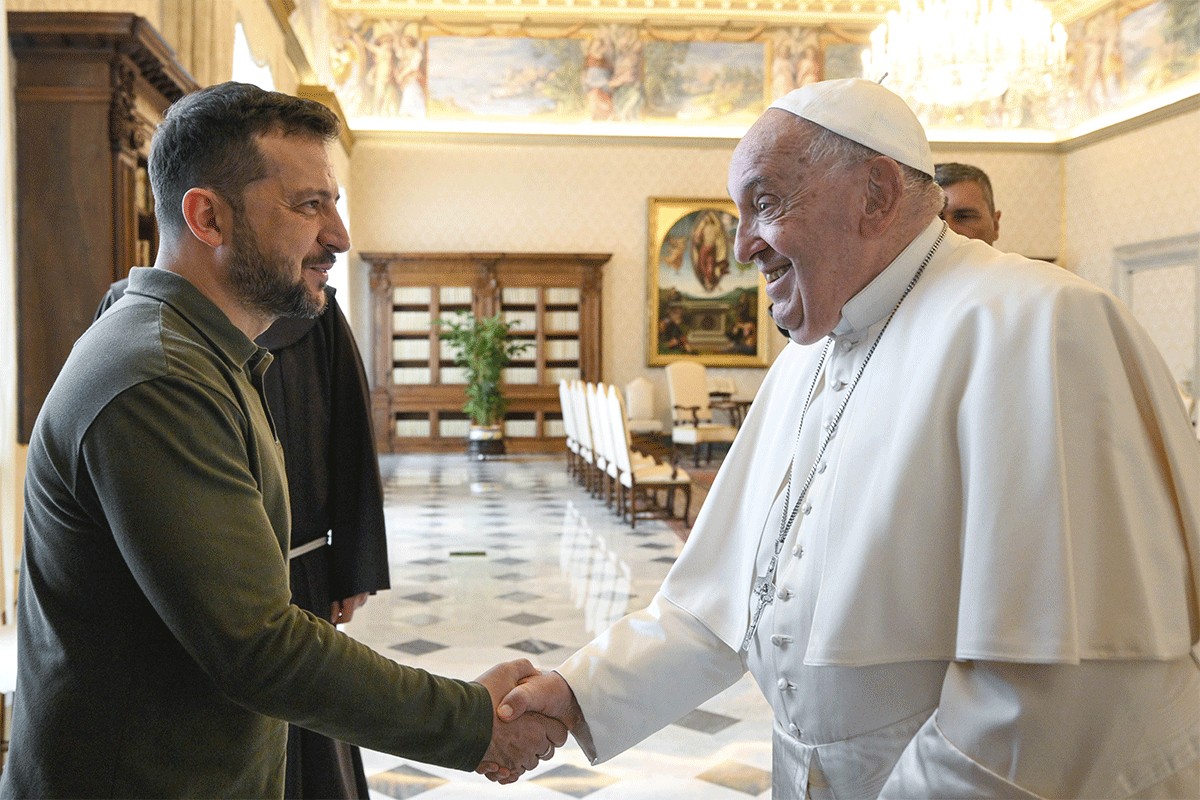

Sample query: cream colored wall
[348,136,1071,427]
[1062,106,1200,399]
[1063,107,1200,290]
[349,134,781,426]
[929,145,1062,260]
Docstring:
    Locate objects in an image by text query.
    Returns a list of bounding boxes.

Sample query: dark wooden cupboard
[361,251,608,453]
[9,11,197,441]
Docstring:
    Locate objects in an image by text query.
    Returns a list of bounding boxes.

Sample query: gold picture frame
[647,197,769,367]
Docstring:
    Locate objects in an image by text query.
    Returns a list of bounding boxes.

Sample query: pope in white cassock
[488,79,1200,798]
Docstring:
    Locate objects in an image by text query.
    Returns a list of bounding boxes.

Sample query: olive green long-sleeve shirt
[4,268,491,799]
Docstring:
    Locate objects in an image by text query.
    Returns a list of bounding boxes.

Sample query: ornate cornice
[328,0,894,26]
[108,59,142,153]
[1047,0,1126,26]
[325,0,1131,27]
[326,0,1138,26]
[296,83,357,153]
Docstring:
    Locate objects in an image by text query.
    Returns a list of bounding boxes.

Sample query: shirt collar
[832,219,945,337]
[126,267,267,371]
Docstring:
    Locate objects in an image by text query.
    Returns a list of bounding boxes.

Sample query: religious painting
[647,198,769,367]
[825,42,868,82]
[769,28,822,101]
[641,40,766,126]
[327,16,428,120]
[1118,0,1200,102]
[426,36,585,121]
[581,25,646,122]
[1061,0,1200,125]
[308,2,1200,138]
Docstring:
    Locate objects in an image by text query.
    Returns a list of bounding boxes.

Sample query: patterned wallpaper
[1064,107,1200,286]
[929,145,1062,260]
[1129,264,1196,391]
[1063,105,1200,393]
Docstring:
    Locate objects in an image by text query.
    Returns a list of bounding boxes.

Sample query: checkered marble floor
[342,453,772,799]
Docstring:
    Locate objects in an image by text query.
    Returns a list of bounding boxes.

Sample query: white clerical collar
[832,219,945,337]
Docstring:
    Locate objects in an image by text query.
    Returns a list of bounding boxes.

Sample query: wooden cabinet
[362,252,609,453]
[9,11,198,441]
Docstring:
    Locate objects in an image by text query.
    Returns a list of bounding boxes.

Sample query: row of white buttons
[777,344,860,749]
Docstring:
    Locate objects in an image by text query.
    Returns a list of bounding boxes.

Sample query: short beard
[227,210,326,319]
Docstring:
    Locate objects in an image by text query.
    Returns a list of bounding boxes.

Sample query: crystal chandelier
[861,0,1069,109]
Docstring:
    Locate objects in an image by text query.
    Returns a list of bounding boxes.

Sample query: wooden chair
[558,379,580,478]
[605,384,692,528]
[584,382,615,505]
[665,361,737,466]
[624,376,664,443]
[569,381,599,493]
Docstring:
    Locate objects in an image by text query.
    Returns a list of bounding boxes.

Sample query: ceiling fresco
[285,0,1200,140]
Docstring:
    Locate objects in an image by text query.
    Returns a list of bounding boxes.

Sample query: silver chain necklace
[740,222,947,653]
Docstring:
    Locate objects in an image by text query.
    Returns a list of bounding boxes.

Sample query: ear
[993,209,1002,238]
[180,188,229,249]
[860,156,904,237]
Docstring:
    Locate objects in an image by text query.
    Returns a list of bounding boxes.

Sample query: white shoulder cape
[661,237,1200,666]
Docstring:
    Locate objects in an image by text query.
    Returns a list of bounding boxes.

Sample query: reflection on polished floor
[344,453,772,799]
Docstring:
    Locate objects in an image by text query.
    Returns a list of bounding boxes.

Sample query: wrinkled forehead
[728,111,816,190]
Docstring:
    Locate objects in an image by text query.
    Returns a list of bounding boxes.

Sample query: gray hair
[800,120,944,218]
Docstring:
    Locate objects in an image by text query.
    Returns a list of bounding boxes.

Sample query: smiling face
[226,131,349,319]
[940,179,1000,245]
[728,112,870,345]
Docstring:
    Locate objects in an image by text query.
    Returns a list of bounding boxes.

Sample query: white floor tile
[349,454,772,799]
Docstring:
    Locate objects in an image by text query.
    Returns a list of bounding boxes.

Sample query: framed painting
[647,197,769,367]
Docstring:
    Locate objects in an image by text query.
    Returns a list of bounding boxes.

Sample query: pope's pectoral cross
[741,557,778,652]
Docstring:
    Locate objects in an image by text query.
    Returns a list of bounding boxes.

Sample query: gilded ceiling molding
[1047,0,1124,25]
[642,22,770,42]
[296,82,357,153]
[421,18,587,38]
[267,0,299,30]
[327,0,893,26]
[413,17,791,41]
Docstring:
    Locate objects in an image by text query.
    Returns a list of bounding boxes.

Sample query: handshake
[473,659,584,784]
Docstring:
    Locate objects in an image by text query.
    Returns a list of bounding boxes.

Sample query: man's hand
[474,660,568,784]
[330,592,368,624]
[499,670,585,732]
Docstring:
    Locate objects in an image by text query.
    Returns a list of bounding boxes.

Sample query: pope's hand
[498,670,585,732]
[474,660,568,784]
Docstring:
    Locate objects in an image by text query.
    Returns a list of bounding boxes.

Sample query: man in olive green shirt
[4,82,563,798]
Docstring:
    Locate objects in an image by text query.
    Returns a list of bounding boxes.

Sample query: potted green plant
[437,311,532,459]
